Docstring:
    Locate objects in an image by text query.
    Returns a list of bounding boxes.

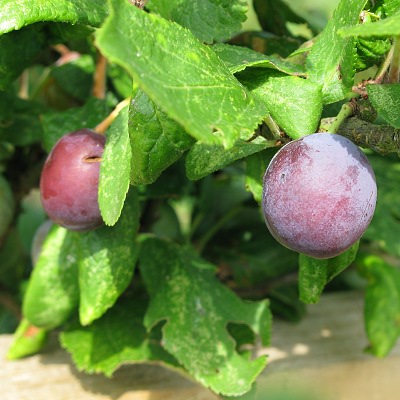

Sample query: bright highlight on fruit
[40,129,105,231]
[262,133,377,259]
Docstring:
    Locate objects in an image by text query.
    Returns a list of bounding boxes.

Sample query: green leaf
[129,89,194,185]
[185,136,274,181]
[355,37,392,71]
[253,0,315,37]
[78,189,140,326]
[96,0,264,148]
[238,69,323,139]
[22,225,80,329]
[60,297,179,376]
[139,237,271,396]
[50,55,95,102]
[212,43,306,76]
[298,241,359,304]
[0,25,46,89]
[306,0,366,104]
[339,11,400,37]
[367,84,400,128]
[0,94,44,146]
[358,254,400,357]
[147,0,248,44]
[41,98,111,152]
[384,0,400,16]
[0,0,108,35]
[99,105,131,226]
[364,154,400,257]
[245,148,276,203]
[7,319,48,360]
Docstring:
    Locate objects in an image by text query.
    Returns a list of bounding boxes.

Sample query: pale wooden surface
[1,291,400,400]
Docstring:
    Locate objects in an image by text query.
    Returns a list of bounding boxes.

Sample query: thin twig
[264,114,283,140]
[326,103,355,134]
[92,51,108,99]
[94,98,131,134]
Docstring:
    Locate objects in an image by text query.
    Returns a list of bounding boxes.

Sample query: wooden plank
[259,291,400,399]
[1,291,399,399]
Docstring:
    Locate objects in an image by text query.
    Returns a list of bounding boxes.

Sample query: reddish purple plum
[262,133,377,259]
[40,129,105,231]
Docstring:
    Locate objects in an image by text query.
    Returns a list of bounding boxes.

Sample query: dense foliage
[1,0,400,398]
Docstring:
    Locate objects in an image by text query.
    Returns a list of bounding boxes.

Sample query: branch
[320,116,400,156]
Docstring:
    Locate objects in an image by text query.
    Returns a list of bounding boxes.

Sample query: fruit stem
[94,98,130,134]
[264,114,282,140]
[327,103,355,134]
[388,35,400,83]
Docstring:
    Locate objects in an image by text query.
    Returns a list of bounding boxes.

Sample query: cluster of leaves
[1,0,400,398]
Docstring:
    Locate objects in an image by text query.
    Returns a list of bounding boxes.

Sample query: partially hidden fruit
[40,129,105,231]
[262,133,377,259]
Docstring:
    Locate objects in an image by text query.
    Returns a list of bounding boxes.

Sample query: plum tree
[40,129,105,231]
[262,133,377,259]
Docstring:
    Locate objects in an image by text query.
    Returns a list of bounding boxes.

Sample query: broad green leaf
[60,297,179,376]
[212,43,306,76]
[245,148,276,203]
[367,84,400,128]
[0,25,46,90]
[339,11,400,37]
[358,254,400,357]
[185,136,274,181]
[306,0,366,104]
[129,89,194,185]
[7,319,48,360]
[0,0,108,35]
[147,0,248,44]
[238,69,323,139]
[99,105,131,226]
[41,98,111,152]
[364,154,400,257]
[298,242,359,304]
[78,189,140,326]
[139,237,271,396]
[96,0,264,148]
[22,225,80,329]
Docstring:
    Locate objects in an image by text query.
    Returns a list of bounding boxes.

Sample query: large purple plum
[262,133,377,259]
[40,129,105,231]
